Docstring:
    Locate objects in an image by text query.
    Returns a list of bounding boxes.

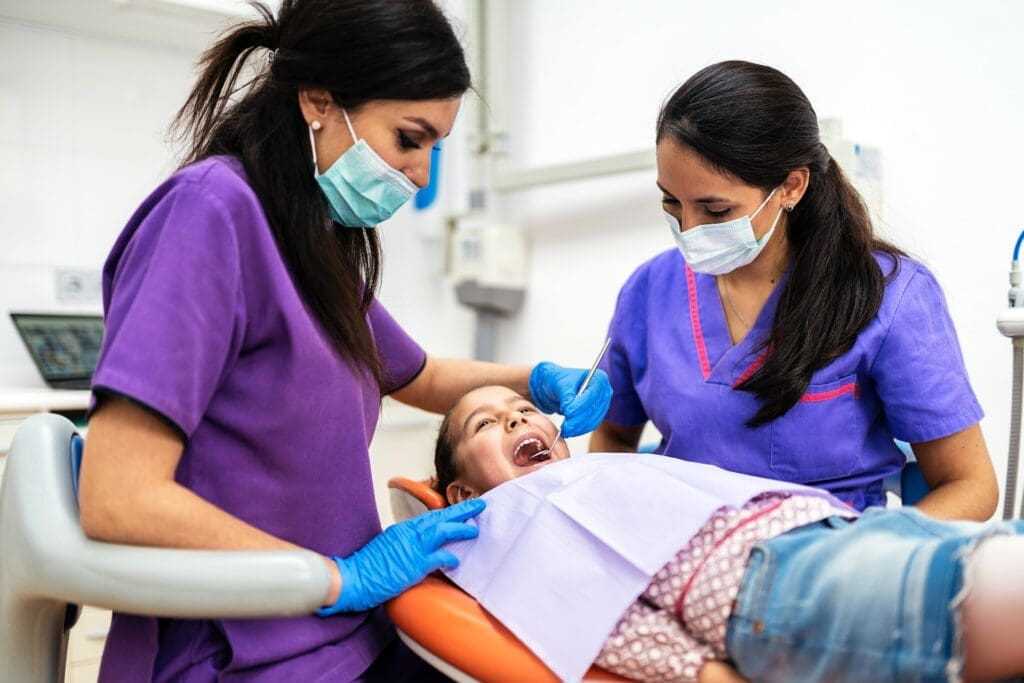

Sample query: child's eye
[398,130,421,150]
[474,418,493,432]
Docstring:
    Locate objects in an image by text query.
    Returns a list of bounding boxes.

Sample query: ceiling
[0,0,281,52]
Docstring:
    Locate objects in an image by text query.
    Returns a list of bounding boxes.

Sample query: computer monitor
[9,312,104,390]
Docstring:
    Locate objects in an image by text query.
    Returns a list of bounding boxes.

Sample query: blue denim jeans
[726,507,1024,682]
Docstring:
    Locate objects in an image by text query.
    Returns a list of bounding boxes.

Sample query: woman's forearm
[914,479,999,521]
[393,356,532,414]
[911,424,998,521]
[82,477,293,550]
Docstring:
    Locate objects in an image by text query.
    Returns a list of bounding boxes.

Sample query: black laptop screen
[10,313,104,382]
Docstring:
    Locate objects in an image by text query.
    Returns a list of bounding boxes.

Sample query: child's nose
[506,412,530,430]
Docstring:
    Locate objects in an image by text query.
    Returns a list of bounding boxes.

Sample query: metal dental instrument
[530,337,613,461]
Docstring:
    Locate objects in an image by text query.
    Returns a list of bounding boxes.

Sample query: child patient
[433,385,1024,683]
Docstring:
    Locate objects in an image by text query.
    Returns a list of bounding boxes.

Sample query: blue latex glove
[317,498,485,615]
[528,361,613,437]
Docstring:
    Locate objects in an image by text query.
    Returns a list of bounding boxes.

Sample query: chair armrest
[2,414,331,618]
[48,545,331,618]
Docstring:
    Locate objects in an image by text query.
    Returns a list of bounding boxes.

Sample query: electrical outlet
[55,269,102,303]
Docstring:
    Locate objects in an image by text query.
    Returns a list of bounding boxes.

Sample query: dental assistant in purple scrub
[77,2,611,681]
[591,61,996,521]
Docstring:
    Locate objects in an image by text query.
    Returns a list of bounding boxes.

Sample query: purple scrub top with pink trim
[90,156,426,681]
[600,249,982,510]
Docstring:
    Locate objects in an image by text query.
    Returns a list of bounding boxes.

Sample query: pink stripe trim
[686,265,712,380]
[675,499,787,623]
[800,382,860,403]
[733,350,769,387]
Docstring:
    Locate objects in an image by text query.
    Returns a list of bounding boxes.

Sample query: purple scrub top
[90,156,426,681]
[601,249,983,510]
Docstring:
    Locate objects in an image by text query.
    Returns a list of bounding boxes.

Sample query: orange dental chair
[385,477,628,683]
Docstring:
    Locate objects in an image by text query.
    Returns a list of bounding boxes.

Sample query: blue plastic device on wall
[414,143,442,210]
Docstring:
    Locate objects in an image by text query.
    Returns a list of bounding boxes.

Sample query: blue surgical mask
[665,187,783,275]
[309,109,417,227]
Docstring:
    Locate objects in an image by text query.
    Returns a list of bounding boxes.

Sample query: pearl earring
[784,203,795,212]
[311,120,322,131]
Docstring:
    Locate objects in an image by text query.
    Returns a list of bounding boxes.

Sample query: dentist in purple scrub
[592,61,997,521]
[77,1,611,681]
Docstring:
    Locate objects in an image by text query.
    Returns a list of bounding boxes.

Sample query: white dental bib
[443,453,851,681]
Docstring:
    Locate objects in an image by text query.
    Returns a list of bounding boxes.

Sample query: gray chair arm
[40,545,329,618]
[2,413,330,618]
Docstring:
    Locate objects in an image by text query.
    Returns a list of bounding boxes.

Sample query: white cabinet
[0,388,91,458]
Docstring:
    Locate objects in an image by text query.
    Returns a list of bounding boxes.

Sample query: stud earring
[311,120,322,131]
[785,203,795,212]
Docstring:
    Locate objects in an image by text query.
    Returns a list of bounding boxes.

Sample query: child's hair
[433,410,458,501]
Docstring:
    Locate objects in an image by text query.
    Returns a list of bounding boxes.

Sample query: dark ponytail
[657,61,903,426]
[173,7,280,162]
[171,0,470,387]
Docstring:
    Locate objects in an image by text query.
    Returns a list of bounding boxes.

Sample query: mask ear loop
[342,108,359,143]
[308,121,321,177]
[754,187,785,246]
[750,186,779,220]
[762,204,785,239]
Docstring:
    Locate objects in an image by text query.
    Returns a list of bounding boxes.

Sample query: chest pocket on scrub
[769,375,863,483]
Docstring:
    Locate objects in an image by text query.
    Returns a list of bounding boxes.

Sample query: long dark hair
[657,61,903,426]
[171,0,470,386]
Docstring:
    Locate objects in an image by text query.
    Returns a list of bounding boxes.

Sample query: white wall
[0,20,197,385]
[484,0,1024,501]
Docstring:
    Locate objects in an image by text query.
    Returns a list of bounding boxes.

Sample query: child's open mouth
[512,436,550,467]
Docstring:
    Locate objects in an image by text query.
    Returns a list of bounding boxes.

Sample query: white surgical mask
[665,187,783,275]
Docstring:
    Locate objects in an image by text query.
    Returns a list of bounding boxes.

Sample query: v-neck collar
[684,264,788,386]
